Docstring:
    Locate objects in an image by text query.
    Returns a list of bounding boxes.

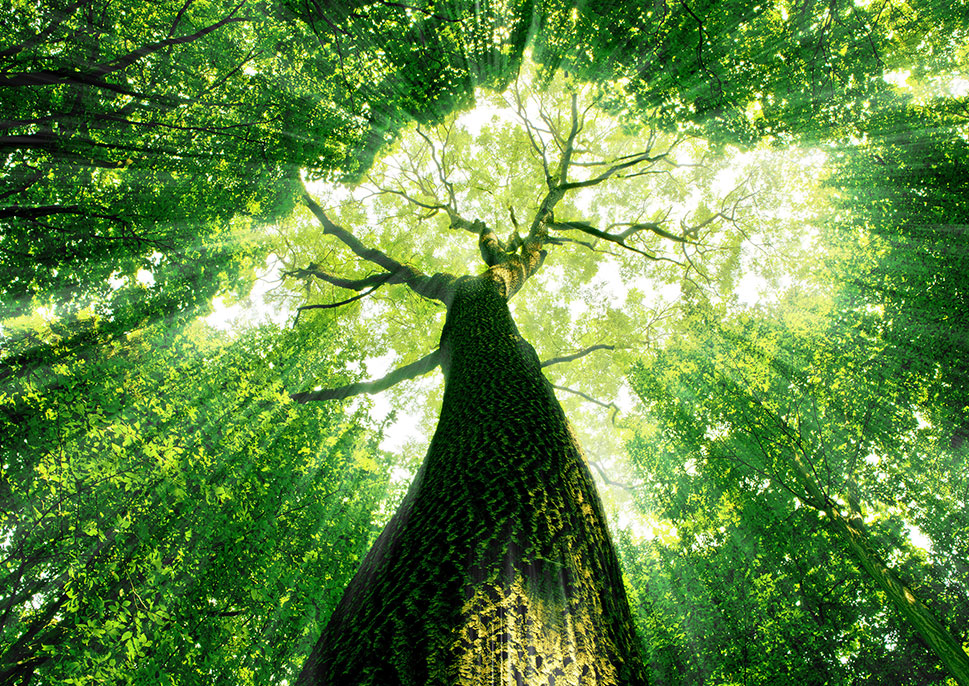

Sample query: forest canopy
[2,0,968,684]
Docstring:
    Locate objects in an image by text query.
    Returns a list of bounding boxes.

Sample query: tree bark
[297,274,648,685]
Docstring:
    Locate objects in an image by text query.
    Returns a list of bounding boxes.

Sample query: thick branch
[606,216,694,245]
[478,221,506,267]
[0,3,248,89]
[541,344,616,368]
[291,350,441,403]
[446,209,478,233]
[302,191,455,303]
[168,0,197,38]
[284,263,390,292]
[0,204,125,222]
[483,230,546,300]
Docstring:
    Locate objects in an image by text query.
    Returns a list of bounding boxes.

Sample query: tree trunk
[790,454,969,684]
[826,508,969,686]
[297,274,649,685]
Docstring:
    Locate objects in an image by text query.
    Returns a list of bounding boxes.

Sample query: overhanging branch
[292,275,392,324]
[291,349,442,403]
[284,263,391,291]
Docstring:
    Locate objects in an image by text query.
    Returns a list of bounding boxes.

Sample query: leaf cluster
[0,314,388,684]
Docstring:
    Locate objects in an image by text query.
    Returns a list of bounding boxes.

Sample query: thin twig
[550,384,621,424]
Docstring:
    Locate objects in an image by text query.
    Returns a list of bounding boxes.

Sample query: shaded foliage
[533,0,951,144]
[0,314,388,684]
[626,294,969,683]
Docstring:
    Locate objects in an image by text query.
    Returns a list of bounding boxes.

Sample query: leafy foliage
[828,104,969,449]
[533,0,948,144]
[3,0,969,682]
[626,289,969,683]
[2,0,337,312]
[0,314,387,684]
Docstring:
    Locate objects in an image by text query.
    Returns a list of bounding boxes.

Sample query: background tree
[531,0,954,144]
[0,312,389,685]
[627,285,969,682]
[828,104,969,449]
[616,510,955,685]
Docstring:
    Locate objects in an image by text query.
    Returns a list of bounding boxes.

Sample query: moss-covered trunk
[297,275,648,685]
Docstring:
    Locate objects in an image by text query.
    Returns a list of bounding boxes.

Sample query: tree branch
[168,0,197,38]
[302,191,455,303]
[366,180,447,215]
[549,221,683,265]
[550,384,621,424]
[559,151,673,191]
[605,215,694,245]
[415,124,458,211]
[284,263,391,292]
[509,78,552,185]
[540,344,616,368]
[588,459,643,493]
[483,226,547,300]
[292,274,393,324]
[291,349,442,403]
[477,220,506,267]
[0,204,126,222]
[556,93,581,185]
[0,2,249,88]
[0,0,90,60]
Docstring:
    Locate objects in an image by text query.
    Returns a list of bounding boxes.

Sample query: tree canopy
[2,0,969,684]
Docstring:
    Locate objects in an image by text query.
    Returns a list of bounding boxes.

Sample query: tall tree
[283,69,761,684]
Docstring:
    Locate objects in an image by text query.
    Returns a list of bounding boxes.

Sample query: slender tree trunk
[790,455,969,684]
[826,508,969,686]
[297,275,648,685]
